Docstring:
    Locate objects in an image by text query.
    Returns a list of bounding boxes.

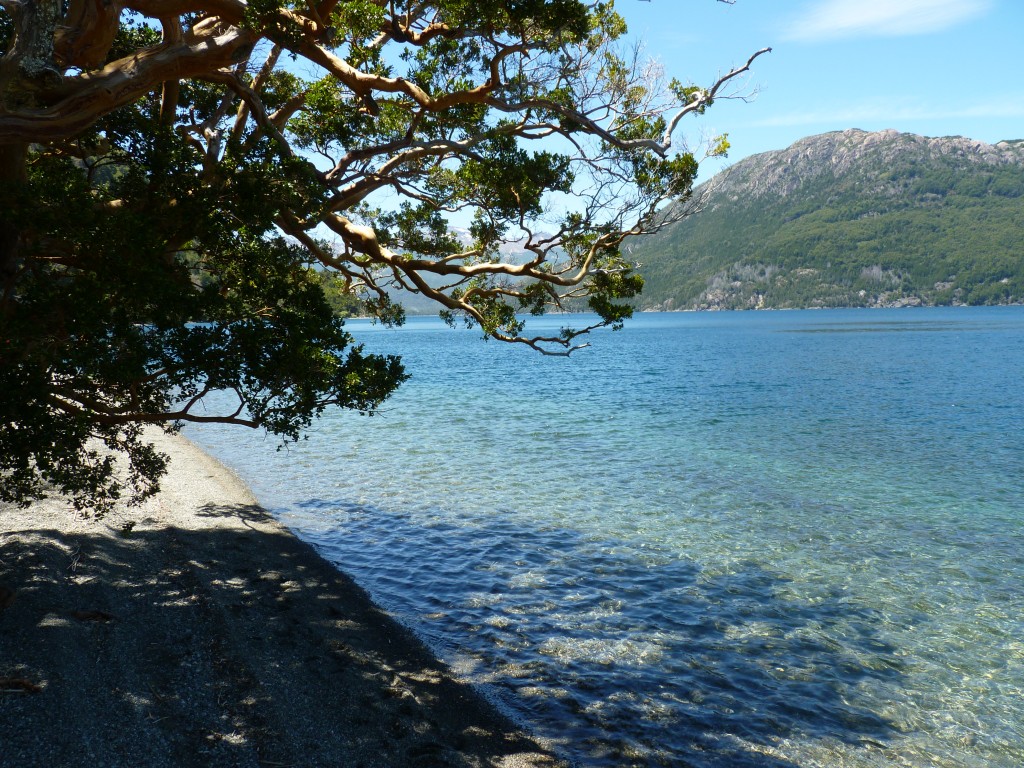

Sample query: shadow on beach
[0,502,561,768]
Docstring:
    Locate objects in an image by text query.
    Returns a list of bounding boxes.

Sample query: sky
[617,0,1024,181]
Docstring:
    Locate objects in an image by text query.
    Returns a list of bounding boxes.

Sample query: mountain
[627,129,1024,310]
[389,230,544,315]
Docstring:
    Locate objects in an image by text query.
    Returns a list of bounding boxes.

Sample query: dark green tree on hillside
[0,0,766,511]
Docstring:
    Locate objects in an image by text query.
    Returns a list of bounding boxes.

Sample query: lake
[187,307,1024,767]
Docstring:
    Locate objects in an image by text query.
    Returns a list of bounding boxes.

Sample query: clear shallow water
[188,308,1024,767]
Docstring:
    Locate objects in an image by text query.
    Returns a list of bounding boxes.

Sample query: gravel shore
[0,430,563,768]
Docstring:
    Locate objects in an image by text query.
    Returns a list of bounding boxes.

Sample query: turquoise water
[188,307,1024,767]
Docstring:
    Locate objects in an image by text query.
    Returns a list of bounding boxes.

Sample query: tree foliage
[0,0,765,510]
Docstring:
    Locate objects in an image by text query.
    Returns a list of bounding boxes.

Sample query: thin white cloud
[784,0,994,42]
[751,96,1024,128]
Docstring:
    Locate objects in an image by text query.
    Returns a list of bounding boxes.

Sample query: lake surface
[188,307,1024,767]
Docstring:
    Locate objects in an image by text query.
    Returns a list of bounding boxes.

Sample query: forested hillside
[628,129,1024,310]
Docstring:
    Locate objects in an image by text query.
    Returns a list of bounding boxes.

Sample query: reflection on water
[189,307,1024,767]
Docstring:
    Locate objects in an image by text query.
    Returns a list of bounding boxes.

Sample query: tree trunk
[0,141,27,293]
[1,3,57,282]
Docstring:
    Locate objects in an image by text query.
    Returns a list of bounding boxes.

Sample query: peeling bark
[0,24,255,142]
[54,0,123,70]
[0,0,64,106]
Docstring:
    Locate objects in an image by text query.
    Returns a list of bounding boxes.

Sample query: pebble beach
[0,430,562,768]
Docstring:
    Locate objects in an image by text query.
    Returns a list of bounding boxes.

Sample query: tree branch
[0,20,255,142]
[662,47,771,148]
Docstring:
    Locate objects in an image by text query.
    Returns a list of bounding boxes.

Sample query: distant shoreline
[377,302,1024,323]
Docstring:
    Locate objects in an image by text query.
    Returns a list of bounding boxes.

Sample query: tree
[0,1,767,512]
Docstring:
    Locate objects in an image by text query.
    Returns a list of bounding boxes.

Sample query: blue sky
[619,0,1024,179]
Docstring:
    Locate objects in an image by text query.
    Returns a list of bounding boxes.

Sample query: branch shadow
[195,501,273,527]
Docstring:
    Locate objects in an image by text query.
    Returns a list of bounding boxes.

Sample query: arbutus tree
[0,1,767,511]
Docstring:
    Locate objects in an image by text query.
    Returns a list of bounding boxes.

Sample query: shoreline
[0,430,563,768]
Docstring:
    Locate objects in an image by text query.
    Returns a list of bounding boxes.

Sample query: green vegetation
[631,130,1024,310]
[311,271,366,318]
[0,2,764,510]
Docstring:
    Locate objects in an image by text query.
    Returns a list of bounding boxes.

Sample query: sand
[0,430,565,768]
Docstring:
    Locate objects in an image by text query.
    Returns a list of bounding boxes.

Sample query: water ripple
[189,308,1024,767]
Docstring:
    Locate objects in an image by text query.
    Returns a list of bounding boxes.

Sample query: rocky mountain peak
[631,129,1024,311]
[709,128,1024,202]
